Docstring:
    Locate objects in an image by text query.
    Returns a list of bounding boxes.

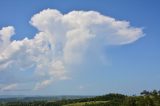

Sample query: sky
[0,0,160,96]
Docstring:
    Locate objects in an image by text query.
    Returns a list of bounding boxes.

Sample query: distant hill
[0,95,93,102]
[0,90,160,106]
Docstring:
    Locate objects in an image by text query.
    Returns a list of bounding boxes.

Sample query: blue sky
[0,0,160,96]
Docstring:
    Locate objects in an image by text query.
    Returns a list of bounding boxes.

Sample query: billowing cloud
[0,26,15,50]
[0,9,144,90]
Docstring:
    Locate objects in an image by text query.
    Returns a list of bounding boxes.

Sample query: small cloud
[34,79,53,90]
[0,84,18,91]
[78,85,85,90]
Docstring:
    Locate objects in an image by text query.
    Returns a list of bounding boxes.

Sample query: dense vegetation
[0,90,160,106]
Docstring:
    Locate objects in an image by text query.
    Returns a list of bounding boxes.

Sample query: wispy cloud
[0,84,18,91]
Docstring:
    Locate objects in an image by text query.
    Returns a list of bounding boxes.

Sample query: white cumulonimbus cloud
[0,9,144,90]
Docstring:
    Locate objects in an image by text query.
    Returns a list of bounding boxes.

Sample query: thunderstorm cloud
[0,9,144,90]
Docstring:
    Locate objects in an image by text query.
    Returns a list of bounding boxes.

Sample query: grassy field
[63,101,109,106]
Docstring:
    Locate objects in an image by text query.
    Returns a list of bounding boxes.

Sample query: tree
[158,90,160,95]
[152,90,158,96]
[140,90,150,96]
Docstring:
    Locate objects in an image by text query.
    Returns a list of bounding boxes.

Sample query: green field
[63,101,109,106]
